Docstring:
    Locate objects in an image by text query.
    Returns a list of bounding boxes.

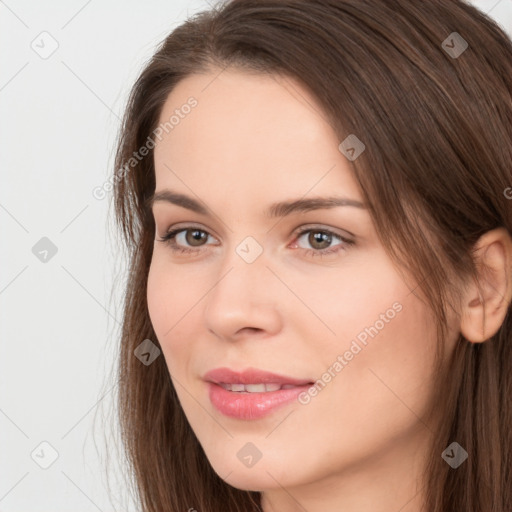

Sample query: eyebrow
[147,189,366,218]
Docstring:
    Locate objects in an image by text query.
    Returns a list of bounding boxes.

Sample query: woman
[111,1,512,510]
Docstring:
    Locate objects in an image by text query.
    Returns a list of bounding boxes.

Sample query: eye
[156,224,355,258]
[291,226,354,257]
[157,226,216,254]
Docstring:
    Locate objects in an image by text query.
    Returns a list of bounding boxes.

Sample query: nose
[203,244,283,342]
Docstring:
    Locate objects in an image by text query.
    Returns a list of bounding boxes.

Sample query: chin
[219,470,280,493]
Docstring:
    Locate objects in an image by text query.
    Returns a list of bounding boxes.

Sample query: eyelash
[156,225,355,258]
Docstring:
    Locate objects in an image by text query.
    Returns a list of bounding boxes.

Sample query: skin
[147,67,512,512]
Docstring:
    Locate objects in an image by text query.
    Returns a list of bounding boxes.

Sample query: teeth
[264,383,282,392]
[245,384,267,393]
[219,383,290,392]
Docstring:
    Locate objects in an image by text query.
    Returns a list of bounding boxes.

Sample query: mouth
[203,367,315,420]
[217,382,308,392]
[203,366,314,387]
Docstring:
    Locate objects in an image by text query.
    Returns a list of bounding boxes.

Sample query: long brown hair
[108,1,512,510]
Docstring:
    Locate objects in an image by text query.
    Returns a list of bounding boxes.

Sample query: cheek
[147,259,169,334]
[336,292,439,429]
[147,259,186,354]
[315,254,439,408]
[146,257,207,372]
[147,256,196,330]
[305,256,407,357]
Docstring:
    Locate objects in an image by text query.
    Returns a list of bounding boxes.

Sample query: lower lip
[207,382,311,420]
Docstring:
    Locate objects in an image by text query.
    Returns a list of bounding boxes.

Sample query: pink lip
[203,367,314,420]
[203,367,313,386]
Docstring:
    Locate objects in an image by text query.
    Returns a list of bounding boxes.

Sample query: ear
[460,227,512,343]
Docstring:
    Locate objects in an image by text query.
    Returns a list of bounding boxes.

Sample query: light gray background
[1,1,511,511]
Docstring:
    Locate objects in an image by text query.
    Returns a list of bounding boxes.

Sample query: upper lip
[203,367,313,386]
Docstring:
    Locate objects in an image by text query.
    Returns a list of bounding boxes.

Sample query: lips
[203,367,313,387]
[203,367,315,419]
[219,383,299,392]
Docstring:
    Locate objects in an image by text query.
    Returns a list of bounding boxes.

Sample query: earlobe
[459,227,512,343]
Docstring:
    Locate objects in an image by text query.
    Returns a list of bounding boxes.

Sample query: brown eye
[292,226,355,258]
[295,229,343,251]
[184,229,209,247]
[157,227,215,253]
[306,231,333,250]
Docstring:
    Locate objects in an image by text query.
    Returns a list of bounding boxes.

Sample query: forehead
[153,68,361,206]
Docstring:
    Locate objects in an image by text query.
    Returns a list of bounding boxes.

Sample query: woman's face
[147,68,459,509]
